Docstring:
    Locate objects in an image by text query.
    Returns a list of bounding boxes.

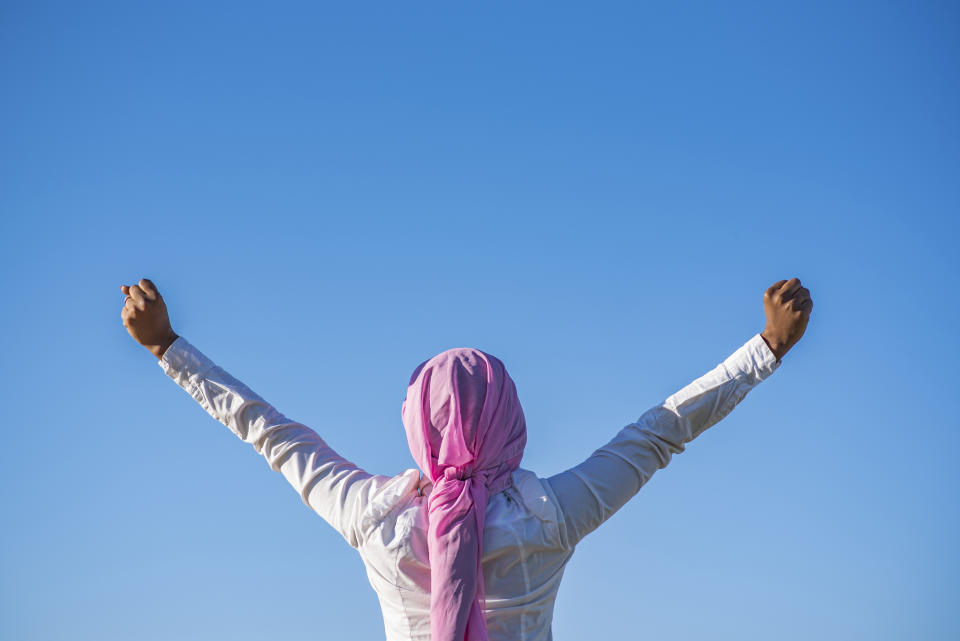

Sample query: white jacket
[159,334,779,641]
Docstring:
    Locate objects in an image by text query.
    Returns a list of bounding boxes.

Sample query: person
[120,277,812,641]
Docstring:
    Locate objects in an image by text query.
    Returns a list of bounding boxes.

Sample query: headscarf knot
[444,467,474,482]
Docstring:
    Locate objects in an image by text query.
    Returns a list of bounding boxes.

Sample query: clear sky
[1,2,957,640]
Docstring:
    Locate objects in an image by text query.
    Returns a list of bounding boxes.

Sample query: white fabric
[159,334,779,641]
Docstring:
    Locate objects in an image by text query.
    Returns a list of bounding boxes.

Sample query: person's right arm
[546,278,812,547]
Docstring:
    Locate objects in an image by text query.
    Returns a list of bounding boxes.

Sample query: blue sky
[1,2,957,639]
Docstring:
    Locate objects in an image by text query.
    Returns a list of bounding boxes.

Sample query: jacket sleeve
[158,336,387,548]
[545,334,781,547]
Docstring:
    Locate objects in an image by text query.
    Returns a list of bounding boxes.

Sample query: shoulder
[357,469,422,537]
[505,468,562,523]
[355,468,564,533]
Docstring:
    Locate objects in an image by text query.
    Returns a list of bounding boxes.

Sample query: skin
[120,278,179,361]
[120,278,812,362]
[759,277,813,361]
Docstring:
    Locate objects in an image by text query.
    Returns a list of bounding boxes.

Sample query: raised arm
[546,278,812,547]
[120,278,385,548]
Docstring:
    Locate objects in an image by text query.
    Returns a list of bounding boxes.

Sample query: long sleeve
[158,336,388,549]
[546,333,780,547]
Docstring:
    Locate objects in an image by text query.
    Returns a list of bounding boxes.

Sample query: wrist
[760,330,787,361]
[147,331,179,361]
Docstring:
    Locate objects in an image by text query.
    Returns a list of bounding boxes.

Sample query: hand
[120,278,179,360]
[760,278,812,361]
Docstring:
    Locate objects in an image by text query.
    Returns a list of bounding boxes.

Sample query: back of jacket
[357,467,572,641]
[159,333,778,641]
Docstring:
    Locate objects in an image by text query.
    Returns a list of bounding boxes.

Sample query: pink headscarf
[401,347,527,641]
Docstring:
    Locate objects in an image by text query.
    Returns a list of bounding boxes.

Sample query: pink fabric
[401,347,527,641]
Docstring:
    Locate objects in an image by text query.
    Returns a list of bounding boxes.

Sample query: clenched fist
[120,278,179,360]
[761,278,812,361]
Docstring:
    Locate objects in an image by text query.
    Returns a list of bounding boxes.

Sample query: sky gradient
[1,2,958,640]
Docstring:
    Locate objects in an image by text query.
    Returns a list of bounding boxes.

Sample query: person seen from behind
[120,277,812,641]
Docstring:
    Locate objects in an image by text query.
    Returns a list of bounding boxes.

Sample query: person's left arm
[159,336,387,548]
[121,278,384,548]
